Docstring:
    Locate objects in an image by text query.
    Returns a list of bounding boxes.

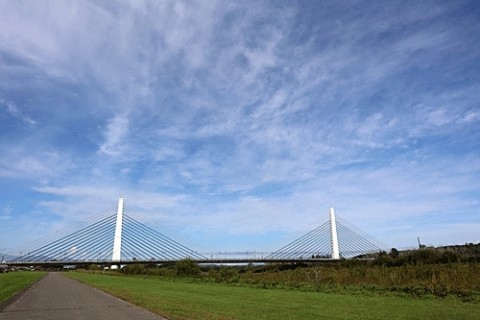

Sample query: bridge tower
[329,207,340,259]
[112,197,124,262]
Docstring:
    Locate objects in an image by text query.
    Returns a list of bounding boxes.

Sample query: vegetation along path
[0,273,165,320]
[0,272,45,304]
[67,272,479,320]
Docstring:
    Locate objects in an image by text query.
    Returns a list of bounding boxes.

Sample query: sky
[0,0,479,255]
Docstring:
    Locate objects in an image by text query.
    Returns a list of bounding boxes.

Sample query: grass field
[0,272,45,303]
[66,272,479,320]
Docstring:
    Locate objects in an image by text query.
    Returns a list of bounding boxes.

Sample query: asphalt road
[0,272,166,320]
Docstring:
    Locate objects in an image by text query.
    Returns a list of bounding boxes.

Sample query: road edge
[62,272,169,319]
[0,272,47,312]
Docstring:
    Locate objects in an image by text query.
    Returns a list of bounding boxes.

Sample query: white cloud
[426,107,451,127]
[99,113,130,156]
[0,1,478,252]
[0,97,36,126]
[461,111,480,123]
[0,147,70,179]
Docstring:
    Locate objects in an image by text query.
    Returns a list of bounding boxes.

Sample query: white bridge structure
[11,198,385,264]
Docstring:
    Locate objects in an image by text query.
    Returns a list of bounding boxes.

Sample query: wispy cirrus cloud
[0,1,479,252]
[99,113,130,157]
[0,97,36,126]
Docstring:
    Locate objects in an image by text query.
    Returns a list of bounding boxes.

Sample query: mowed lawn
[0,272,45,303]
[66,272,479,320]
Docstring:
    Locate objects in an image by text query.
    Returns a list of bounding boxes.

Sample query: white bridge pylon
[112,196,124,262]
[330,207,340,260]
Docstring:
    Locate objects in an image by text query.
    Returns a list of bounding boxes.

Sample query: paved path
[0,273,166,320]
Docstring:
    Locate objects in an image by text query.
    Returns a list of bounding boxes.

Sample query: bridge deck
[6,258,343,268]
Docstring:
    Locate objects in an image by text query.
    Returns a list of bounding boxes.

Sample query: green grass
[0,272,45,303]
[66,272,479,320]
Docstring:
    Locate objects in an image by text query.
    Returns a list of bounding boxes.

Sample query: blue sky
[0,0,479,255]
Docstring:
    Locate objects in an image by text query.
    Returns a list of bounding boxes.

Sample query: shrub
[175,259,201,276]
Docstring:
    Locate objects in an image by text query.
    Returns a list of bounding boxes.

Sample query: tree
[389,248,399,259]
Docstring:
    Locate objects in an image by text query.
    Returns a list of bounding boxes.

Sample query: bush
[86,264,101,271]
[122,264,146,275]
[175,259,201,276]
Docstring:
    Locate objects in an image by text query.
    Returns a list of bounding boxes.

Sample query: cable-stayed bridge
[6,198,386,267]
[267,208,385,260]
